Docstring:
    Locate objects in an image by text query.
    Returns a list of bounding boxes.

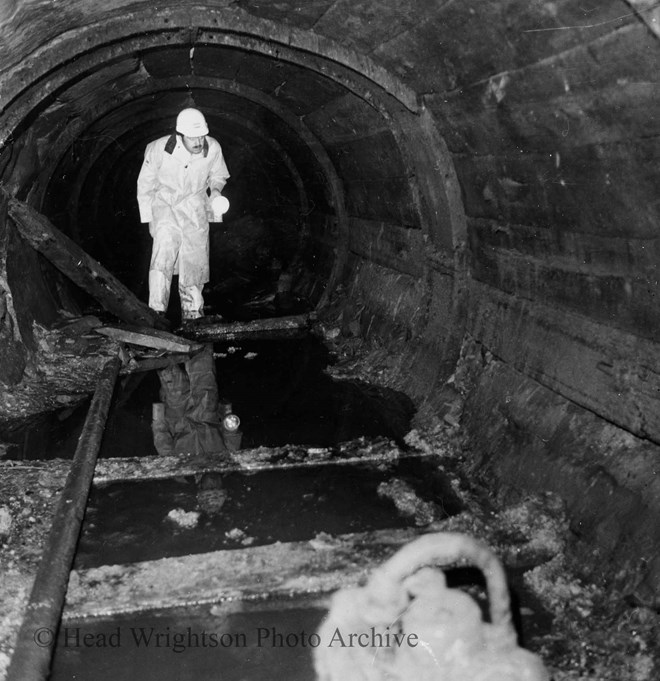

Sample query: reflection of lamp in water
[223,413,240,432]
[220,403,242,451]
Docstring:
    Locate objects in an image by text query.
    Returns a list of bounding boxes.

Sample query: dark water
[74,457,462,569]
[4,336,414,460]
[0,399,92,461]
[51,598,327,681]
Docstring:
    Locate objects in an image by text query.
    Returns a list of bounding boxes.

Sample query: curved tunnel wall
[1,1,659,603]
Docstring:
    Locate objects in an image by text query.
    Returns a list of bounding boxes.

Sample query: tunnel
[0,1,659,679]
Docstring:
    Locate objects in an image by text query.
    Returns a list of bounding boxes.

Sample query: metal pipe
[6,354,122,681]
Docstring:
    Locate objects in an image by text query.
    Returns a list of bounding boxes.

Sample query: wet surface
[215,338,414,449]
[1,314,657,680]
[51,597,327,681]
[51,573,555,681]
[74,457,462,569]
[0,399,91,461]
[4,336,414,460]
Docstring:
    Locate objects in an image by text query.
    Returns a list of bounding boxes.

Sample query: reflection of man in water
[152,345,240,457]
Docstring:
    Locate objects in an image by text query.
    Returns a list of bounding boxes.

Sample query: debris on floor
[377,477,442,526]
[0,321,119,426]
[224,527,254,546]
[165,508,200,529]
[309,531,344,551]
[525,555,657,681]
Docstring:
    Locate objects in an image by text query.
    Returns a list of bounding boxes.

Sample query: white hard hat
[176,108,209,136]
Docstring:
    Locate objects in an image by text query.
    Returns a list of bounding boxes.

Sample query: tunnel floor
[2,335,415,461]
[73,456,462,569]
[49,576,555,681]
[0,325,658,680]
[51,598,330,681]
[51,443,555,681]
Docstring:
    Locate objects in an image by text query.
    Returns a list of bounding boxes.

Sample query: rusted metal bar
[181,312,316,343]
[6,354,122,681]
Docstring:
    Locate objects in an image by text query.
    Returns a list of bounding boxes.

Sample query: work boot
[181,309,203,322]
[152,310,170,330]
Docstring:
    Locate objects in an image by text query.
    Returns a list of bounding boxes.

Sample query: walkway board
[63,525,434,620]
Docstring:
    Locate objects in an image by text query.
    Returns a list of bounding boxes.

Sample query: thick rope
[314,532,549,681]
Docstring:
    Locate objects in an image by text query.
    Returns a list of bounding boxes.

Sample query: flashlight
[211,195,230,219]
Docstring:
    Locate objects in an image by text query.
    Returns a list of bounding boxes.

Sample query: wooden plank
[325,131,418,226]
[220,0,335,31]
[372,0,633,95]
[452,141,660,238]
[344,256,426,334]
[468,217,660,277]
[95,325,203,354]
[425,22,658,115]
[303,92,389,144]
[468,281,660,443]
[431,80,660,156]
[63,527,424,619]
[348,217,424,277]
[180,313,315,343]
[471,245,660,340]
[91,447,413,485]
[119,353,195,374]
[6,195,166,329]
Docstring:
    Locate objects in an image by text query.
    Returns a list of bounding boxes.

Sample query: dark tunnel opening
[39,81,342,320]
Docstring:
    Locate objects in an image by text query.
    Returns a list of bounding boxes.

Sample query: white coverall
[136,134,230,318]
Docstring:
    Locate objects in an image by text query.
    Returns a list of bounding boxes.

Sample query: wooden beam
[6,194,166,329]
[120,353,196,374]
[181,313,316,342]
[95,325,204,354]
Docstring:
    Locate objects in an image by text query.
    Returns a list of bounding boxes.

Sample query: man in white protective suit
[137,107,230,321]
